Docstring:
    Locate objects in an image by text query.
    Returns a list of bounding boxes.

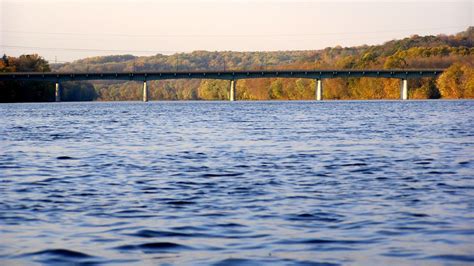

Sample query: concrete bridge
[0,69,444,101]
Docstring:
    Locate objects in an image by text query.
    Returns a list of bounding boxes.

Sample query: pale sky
[1,0,472,62]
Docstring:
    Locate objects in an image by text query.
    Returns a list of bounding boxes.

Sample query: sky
[0,0,472,62]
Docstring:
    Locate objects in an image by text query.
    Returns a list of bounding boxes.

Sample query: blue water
[1,100,473,265]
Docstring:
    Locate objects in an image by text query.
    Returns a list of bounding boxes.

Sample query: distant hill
[54,27,473,72]
[1,27,473,102]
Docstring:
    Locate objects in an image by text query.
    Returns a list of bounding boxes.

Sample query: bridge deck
[0,69,444,82]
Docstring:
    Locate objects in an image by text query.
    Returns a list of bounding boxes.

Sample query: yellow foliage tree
[436,63,474,98]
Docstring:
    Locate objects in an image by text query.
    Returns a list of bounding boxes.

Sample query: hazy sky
[1,0,472,62]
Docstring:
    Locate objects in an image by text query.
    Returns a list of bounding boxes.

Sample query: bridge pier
[55,82,61,102]
[316,79,323,101]
[143,81,149,102]
[401,79,408,100]
[230,79,236,101]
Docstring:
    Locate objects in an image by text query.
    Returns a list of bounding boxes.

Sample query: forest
[1,27,473,102]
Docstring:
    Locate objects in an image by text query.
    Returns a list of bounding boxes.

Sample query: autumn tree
[436,63,474,98]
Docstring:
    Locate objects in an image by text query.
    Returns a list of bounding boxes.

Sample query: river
[1,100,473,265]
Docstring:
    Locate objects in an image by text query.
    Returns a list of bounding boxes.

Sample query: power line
[0,45,180,54]
[0,26,459,55]
[0,26,468,39]
[1,25,469,61]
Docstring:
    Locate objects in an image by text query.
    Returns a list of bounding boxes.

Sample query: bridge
[0,69,444,101]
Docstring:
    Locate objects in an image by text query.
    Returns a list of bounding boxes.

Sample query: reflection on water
[0,100,473,265]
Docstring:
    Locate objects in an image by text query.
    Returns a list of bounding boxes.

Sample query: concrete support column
[55,82,61,102]
[143,80,149,102]
[316,79,323,101]
[230,79,236,101]
[401,79,408,100]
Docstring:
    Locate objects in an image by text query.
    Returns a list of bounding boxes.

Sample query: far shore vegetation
[1,27,473,102]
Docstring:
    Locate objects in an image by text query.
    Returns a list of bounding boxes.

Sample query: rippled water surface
[1,100,473,265]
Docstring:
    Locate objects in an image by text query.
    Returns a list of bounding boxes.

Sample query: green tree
[0,54,53,102]
[198,80,228,100]
[269,79,285,99]
[384,55,407,69]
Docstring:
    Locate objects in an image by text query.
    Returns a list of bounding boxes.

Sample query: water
[1,100,473,265]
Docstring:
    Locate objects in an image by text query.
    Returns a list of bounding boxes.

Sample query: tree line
[0,54,97,102]
[1,27,473,102]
